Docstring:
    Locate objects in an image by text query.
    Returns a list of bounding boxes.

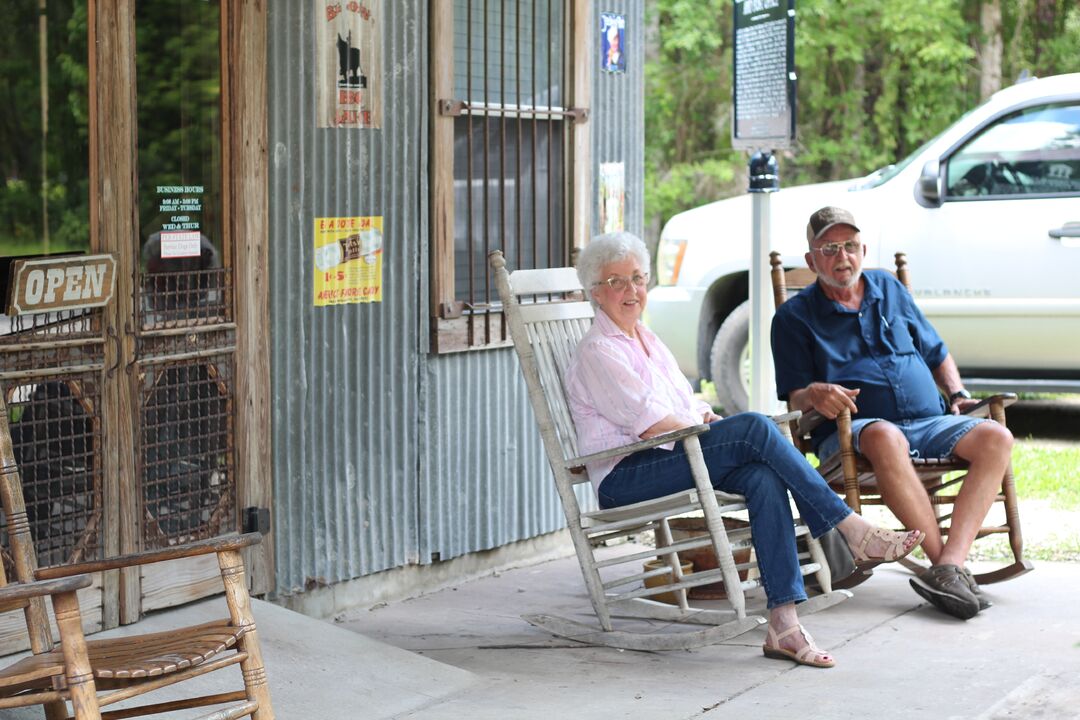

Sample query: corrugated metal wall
[268,0,426,594]
[269,0,645,596]
[591,0,646,239]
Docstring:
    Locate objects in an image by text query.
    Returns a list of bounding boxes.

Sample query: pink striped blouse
[564,308,710,493]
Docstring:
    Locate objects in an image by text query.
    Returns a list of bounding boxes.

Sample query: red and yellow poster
[315,1,382,129]
[313,216,383,306]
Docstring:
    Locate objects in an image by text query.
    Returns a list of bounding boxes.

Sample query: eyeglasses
[595,272,649,292]
[812,240,861,257]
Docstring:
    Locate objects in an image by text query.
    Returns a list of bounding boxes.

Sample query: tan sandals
[762,624,835,669]
[851,526,924,571]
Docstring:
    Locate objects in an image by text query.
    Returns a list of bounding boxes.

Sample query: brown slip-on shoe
[910,564,980,620]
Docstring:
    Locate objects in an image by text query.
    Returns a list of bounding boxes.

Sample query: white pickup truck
[645,73,1080,413]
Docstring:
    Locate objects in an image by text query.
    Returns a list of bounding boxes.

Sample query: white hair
[576,232,650,308]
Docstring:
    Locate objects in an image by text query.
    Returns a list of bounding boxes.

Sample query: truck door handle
[1049,222,1080,239]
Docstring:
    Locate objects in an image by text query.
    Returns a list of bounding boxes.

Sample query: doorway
[0,0,269,652]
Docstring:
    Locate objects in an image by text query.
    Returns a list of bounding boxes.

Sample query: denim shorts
[816,414,988,462]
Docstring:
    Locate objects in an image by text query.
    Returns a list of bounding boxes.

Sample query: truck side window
[945,103,1080,199]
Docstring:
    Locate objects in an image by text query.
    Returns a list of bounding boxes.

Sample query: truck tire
[709,300,751,414]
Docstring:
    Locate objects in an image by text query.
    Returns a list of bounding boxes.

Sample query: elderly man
[770,206,1015,620]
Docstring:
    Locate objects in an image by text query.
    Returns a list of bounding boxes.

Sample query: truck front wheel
[708,300,751,414]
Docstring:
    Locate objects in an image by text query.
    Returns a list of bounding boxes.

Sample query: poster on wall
[315,1,382,129]
[313,216,384,306]
[600,12,626,73]
[598,162,625,233]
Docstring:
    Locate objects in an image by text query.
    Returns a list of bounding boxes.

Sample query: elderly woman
[565,232,923,669]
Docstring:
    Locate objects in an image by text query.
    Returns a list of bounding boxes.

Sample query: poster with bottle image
[313,216,384,306]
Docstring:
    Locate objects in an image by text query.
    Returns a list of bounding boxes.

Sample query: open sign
[7,254,117,315]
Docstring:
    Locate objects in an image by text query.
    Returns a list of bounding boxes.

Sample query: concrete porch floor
[3,547,1077,718]
[336,545,1080,720]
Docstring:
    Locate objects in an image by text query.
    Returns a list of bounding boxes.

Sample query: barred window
[431,0,589,352]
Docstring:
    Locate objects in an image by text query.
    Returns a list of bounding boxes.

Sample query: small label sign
[160,231,203,258]
[7,254,117,315]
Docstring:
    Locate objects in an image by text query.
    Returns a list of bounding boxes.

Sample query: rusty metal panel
[591,0,645,239]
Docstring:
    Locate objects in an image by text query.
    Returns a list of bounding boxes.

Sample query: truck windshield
[851,133,941,190]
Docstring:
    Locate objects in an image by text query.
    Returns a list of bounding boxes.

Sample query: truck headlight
[656,238,687,286]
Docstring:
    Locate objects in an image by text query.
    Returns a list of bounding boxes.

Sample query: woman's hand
[703,410,723,423]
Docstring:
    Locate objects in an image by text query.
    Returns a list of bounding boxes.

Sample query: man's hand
[950,397,980,415]
[807,382,860,420]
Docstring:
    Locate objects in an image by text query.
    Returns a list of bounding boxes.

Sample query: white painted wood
[492,250,841,650]
[516,301,593,324]
[506,267,583,296]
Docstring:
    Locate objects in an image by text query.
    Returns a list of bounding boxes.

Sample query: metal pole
[748,151,779,414]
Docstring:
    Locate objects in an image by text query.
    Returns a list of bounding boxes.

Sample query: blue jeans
[597,413,852,609]
[816,414,988,461]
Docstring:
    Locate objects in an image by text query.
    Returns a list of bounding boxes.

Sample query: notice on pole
[732,0,795,149]
[313,216,384,306]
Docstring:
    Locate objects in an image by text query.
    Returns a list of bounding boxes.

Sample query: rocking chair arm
[0,574,92,603]
[770,410,802,425]
[564,424,711,469]
[961,392,1018,420]
[791,392,1016,437]
[34,533,263,581]
[795,409,827,437]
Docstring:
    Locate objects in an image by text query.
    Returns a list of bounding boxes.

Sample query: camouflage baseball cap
[806,206,861,243]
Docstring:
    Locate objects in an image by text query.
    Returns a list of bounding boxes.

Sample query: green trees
[644,0,1080,235]
[0,0,89,256]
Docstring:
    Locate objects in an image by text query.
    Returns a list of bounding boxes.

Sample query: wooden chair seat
[0,619,244,692]
[0,379,274,719]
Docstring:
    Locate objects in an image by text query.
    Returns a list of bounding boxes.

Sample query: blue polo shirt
[771,269,948,450]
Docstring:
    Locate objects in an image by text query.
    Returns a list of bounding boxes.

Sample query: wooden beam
[92,0,140,628]
[429,0,456,348]
[229,0,274,595]
[570,0,592,251]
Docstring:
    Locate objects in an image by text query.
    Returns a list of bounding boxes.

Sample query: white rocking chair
[490,251,849,651]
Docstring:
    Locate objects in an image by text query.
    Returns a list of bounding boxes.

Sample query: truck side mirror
[915,159,943,208]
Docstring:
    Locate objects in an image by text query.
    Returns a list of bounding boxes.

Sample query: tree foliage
[645,0,1080,234]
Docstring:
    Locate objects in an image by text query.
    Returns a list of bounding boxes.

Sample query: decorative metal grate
[138,267,232,330]
[139,357,235,548]
[3,375,104,571]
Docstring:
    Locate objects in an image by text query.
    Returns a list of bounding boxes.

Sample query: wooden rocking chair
[770,250,1033,586]
[490,250,849,652]
[0,382,274,719]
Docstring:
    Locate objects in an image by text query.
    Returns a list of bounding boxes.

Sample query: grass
[1012,440,1080,511]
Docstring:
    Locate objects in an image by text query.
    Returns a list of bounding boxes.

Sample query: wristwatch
[949,389,972,403]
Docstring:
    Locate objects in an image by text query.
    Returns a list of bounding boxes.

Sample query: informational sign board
[6,254,117,315]
[731,0,795,150]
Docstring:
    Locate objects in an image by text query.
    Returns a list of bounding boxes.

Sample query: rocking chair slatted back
[501,268,594,480]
